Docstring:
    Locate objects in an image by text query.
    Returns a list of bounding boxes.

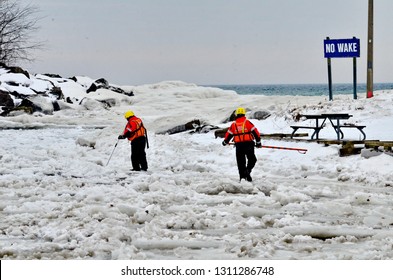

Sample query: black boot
[245,170,252,182]
[239,170,252,182]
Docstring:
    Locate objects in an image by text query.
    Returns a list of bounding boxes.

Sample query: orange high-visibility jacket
[224,116,261,143]
[123,116,146,141]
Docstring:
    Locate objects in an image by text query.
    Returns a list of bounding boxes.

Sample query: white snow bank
[1,74,393,260]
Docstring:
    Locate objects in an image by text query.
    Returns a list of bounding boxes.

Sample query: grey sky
[20,0,393,85]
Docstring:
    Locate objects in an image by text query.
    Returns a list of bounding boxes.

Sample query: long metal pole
[366,0,374,98]
[353,57,357,99]
[260,145,308,154]
[326,37,333,101]
[327,57,333,101]
[106,139,119,166]
[228,142,307,154]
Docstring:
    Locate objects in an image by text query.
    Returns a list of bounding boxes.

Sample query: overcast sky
[20,0,393,85]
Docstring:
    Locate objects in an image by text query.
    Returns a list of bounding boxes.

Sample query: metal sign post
[325,37,333,101]
[353,56,357,99]
[324,37,360,100]
[366,0,374,98]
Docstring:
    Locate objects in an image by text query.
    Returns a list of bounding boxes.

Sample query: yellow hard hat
[235,107,246,116]
[124,110,134,119]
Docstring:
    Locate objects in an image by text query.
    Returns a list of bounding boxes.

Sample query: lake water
[209,83,393,97]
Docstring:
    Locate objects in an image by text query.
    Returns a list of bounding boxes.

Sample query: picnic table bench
[331,124,366,140]
[290,125,324,140]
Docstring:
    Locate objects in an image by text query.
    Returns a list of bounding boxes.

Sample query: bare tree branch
[0,0,43,65]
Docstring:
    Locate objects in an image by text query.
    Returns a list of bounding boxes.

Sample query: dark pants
[235,141,257,178]
[130,136,148,171]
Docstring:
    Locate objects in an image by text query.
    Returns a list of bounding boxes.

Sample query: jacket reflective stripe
[229,119,254,143]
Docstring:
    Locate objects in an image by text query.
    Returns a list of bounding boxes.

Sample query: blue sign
[324,38,360,58]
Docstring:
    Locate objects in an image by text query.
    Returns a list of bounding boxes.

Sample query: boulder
[42,73,63,78]
[0,90,14,108]
[124,90,134,97]
[86,77,133,96]
[222,109,271,123]
[251,110,271,120]
[86,83,98,93]
[76,137,96,149]
[79,97,105,110]
[214,128,229,138]
[361,148,382,159]
[2,99,35,116]
[222,110,236,123]
[95,78,109,87]
[99,98,118,108]
[193,124,220,134]
[49,86,64,100]
[27,95,55,114]
[159,120,201,135]
[0,63,30,78]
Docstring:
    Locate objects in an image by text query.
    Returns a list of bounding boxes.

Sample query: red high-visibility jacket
[123,116,146,141]
[224,116,261,143]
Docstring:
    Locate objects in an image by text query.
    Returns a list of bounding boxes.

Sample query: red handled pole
[228,142,307,154]
[260,145,307,154]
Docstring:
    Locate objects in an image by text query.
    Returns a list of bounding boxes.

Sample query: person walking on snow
[118,110,148,171]
[222,107,261,182]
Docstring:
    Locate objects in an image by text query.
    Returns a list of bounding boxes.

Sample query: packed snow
[1,73,393,260]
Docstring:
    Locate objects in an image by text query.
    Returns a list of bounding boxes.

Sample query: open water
[210,83,393,97]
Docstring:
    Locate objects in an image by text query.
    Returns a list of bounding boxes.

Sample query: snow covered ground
[1,75,393,260]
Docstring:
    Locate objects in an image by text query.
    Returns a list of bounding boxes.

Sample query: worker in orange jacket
[118,110,148,171]
[222,107,261,182]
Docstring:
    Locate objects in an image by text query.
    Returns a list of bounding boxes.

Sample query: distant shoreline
[204,83,393,96]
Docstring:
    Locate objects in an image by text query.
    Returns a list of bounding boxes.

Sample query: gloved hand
[118,135,125,139]
[255,141,262,148]
[222,140,227,146]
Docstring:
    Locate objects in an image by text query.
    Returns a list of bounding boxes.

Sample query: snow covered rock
[0,65,134,116]
[361,148,382,159]
[0,90,14,108]
[251,110,271,120]
[76,137,96,149]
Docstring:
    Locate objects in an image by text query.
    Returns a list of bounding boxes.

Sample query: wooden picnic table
[290,113,366,140]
